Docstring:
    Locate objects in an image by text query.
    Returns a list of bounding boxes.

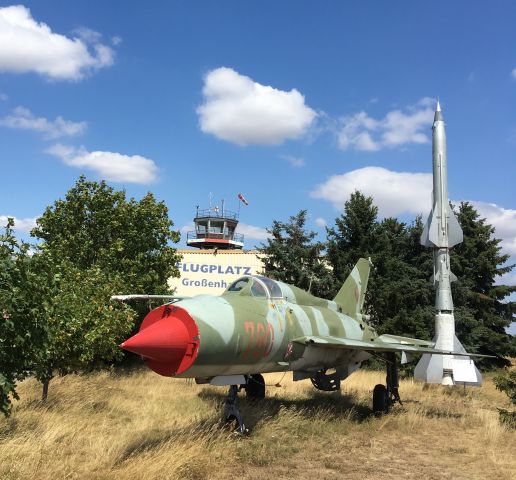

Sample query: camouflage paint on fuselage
[175,259,375,380]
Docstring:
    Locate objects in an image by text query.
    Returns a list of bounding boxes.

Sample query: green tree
[32,176,181,295]
[30,176,182,397]
[0,219,47,414]
[36,259,136,399]
[326,191,379,293]
[326,194,514,367]
[451,202,515,363]
[324,191,429,332]
[259,210,334,298]
[493,369,516,428]
[372,217,434,339]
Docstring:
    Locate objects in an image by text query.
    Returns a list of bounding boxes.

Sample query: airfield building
[168,202,265,296]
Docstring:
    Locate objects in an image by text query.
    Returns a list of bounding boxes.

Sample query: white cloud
[47,144,158,184]
[311,166,432,217]
[197,67,317,146]
[511,68,516,80]
[180,223,194,235]
[338,98,434,151]
[0,106,86,138]
[281,154,305,167]
[0,215,37,233]
[0,92,7,101]
[471,201,516,256]
[236,223,270,241]
[0,5,115,80]
[312,166,516,257]
[112,36,122,46]
[315,217,327,228]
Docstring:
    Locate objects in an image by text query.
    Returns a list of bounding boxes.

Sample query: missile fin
[446,203,463,247]
[420,209,435,247]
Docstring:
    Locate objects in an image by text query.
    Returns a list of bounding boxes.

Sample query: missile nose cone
[434,100,444,122]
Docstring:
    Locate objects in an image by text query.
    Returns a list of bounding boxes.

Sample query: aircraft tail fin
[333,258,371,319]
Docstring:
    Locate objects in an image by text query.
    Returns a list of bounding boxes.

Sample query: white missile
[414,101,482,386]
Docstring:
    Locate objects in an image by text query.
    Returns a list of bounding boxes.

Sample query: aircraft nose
[121,304,199,376]
[121,317,189,362]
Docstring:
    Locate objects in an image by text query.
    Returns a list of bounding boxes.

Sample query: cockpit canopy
[226,275,283,299]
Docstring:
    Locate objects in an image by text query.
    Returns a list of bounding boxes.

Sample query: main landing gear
[223,374,265,434]
[372,352,403,415]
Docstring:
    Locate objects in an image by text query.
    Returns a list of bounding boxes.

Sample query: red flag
[237,193,249,206]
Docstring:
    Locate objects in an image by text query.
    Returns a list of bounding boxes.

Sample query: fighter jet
[115,258,488,432]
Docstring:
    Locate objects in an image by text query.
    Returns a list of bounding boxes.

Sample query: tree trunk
[41,368,52,401]
[42,379,50,401]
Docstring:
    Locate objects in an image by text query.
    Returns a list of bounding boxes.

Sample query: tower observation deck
[186,203,244,250]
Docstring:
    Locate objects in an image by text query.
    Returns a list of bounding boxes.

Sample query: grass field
[1,367,514,480]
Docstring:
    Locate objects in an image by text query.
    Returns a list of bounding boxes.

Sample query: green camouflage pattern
[174,258,364,380]
[169,257,489,383]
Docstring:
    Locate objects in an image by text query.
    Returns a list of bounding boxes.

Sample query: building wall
[168,249,265,296]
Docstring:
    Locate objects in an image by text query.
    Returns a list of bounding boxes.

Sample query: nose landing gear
[223,374,266,434]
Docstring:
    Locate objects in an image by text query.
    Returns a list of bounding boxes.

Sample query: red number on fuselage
[242,321,274,359]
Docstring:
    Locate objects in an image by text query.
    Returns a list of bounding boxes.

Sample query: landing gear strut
[224,385,247,434]
[372,352,403,414]
[223,374,266,434]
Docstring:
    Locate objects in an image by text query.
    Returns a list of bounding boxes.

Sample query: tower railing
[186,231,244,243]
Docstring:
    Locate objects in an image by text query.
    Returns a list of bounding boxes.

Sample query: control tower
[186,201,244,250]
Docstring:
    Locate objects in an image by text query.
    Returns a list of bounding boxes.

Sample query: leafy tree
[32,176,181,295]
[0,219,47,414]
[36,259,136,399]
[493,369,516,428]
[30,176,182,397]
[259,210,334,298]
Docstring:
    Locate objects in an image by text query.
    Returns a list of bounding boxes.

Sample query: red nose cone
[121,317,189,363]
[121,304,199,377]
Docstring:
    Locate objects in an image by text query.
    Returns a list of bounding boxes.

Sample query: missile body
[414,102,482,386]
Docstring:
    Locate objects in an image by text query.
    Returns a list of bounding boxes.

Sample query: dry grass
[1,368,514,480]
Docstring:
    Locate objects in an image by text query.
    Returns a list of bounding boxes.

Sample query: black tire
[373,384,389,414]
[245,374,265,399]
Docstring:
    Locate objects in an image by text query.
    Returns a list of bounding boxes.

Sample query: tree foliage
[451,202,516,361]
[0,219,47,414]
[493,369,516,428]
[32,176,181,294]
[259,210,334,298]
[270,192,514,365]
[28,176,182,398]
[329,195,515,362]
[326,192,434,338]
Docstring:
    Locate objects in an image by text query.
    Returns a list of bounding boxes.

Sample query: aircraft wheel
[372,384,389,414]
[245,374,265,399]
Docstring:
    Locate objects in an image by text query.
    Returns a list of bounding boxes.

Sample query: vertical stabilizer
[333,258,371,318]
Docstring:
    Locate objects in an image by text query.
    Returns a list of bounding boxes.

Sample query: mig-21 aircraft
[114,258,487,433]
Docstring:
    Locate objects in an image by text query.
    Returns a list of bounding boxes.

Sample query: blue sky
[0,2,515,296]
